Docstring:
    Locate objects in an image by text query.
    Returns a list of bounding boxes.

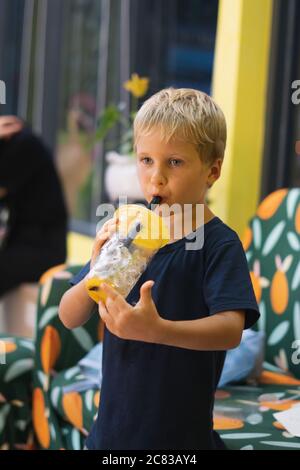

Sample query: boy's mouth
[150,195,165,205]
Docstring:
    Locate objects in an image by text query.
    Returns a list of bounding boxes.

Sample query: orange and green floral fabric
[242,188,300,378]
[1,188,299,450]
[213,188,300,449]
[31,265,102,449]
[0,335,35,449]
[215,377,300,450]
[50,369,100,444]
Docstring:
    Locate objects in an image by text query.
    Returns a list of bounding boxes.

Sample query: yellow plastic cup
[85,204,170,303]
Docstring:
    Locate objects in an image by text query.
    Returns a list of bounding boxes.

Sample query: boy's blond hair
[133,88,227,165]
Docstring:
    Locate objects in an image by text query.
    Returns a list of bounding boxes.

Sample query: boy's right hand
[90,216,119,268]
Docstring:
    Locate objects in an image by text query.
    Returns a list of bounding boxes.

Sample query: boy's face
[136,128,222,208]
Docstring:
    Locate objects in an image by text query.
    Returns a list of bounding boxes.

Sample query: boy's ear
[207,158,222,187]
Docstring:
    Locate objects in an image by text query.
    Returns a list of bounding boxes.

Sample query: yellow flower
[123,73,149,98]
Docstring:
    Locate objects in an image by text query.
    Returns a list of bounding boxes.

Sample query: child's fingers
[92,219,119,256]
[101,283,128,310]
[91,231,110,259]
[96,225,117,243]
[97,219,119,240]
[105,296,120,317]
[101,282,118,299]
[103,215,119,229]
[98,300,111,323]
[91,215,120,267]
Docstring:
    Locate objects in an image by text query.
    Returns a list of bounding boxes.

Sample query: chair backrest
[242,188,300,378]
[34,264,102,376]
[32,264,103,449]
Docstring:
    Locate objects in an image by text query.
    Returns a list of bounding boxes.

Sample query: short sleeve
[70,261,91,287]
[203,240,260,329]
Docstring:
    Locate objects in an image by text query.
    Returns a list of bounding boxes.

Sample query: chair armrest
[35,265,101,377]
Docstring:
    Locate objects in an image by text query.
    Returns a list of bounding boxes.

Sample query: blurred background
[0,1,300,450]
[0,0,299,262]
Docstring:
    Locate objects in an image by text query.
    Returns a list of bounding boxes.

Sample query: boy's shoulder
[203,216,241,251]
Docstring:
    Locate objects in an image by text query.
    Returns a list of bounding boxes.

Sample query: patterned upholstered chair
[0,335,35,450]
[214,188,300,450]
[32,265,103,450]
[1,188,299,450]
[0,265,102,450]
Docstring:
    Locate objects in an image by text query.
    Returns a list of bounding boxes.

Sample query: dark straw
[123,196,162,248]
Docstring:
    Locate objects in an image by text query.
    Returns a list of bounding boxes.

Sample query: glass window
[5,0,219,235]
[261,0,300,195]
[0,0,25,115]
[56,0,219,231]
[131,0,219,95]
[290,54,300,188]
[55,0,103,228]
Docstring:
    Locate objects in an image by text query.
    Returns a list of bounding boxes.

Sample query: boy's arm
[98,282,246,351]
[156,310,245,351]
[58,276,95,329]
[59,215,119,329]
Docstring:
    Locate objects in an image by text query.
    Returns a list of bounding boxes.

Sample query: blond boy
[59,88,259,450]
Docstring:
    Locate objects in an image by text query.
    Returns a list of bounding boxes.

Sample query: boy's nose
[150,169,167,186]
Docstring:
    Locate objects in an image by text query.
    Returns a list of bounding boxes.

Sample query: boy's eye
[140,157,152,164]
[139,157,182,166]
[169,159,182,167]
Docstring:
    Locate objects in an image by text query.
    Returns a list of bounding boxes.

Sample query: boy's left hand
[98,281,165,343]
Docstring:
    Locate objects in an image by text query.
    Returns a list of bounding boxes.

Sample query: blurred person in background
[0,115,67,298]
[56,93,96,216]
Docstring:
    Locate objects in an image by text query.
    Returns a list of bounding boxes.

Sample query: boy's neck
[166,204,215,244]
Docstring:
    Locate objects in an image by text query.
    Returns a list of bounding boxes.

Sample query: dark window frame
[261,0,300,199]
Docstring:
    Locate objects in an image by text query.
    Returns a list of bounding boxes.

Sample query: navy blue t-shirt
[70,216,259,450]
